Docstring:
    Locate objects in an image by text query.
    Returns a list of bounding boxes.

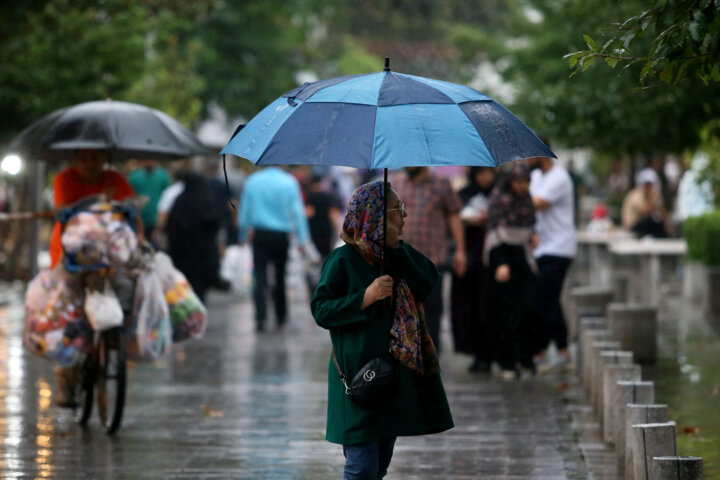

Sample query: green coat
[311,242,454,445]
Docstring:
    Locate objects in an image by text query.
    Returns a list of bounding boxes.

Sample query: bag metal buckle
[362,370,376,382]
[340,375,351,395]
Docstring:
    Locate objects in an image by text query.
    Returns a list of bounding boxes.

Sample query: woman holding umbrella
[311,181,453,479]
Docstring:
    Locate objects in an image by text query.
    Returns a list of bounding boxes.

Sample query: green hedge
[683,210,720,266]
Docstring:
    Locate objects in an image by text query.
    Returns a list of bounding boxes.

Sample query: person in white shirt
[528,137,576,370]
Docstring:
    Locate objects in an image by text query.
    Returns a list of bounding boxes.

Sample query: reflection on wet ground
[0,286,588,479]
[0,281,716,479]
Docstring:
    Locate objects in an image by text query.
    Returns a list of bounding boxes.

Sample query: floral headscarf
[341,181,439,375]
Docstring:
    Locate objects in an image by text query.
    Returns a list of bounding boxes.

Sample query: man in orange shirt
[49,149,135,268]
[50,149,135,407]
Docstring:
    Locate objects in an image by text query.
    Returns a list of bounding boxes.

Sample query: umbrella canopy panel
[9,100,208,162]
[221,71,554,168]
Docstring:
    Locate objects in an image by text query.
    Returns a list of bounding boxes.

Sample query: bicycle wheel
[96,327,126,434]
[73,354,95,425]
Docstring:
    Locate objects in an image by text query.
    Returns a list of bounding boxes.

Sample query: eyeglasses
[387,202,406,214]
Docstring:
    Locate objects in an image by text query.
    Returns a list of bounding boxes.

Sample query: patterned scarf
[341,181,439,375]
[487,163,535,230]
[483,163,538,272]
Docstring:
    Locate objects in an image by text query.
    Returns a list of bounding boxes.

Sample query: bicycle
[73,326,126,435]
[57,197,136,435]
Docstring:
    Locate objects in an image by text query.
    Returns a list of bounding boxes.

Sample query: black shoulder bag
[331,348,399,409]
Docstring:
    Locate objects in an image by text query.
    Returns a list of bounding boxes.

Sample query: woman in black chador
[165,171,221,302]
[484,164,545,379]
[450,167,496,372]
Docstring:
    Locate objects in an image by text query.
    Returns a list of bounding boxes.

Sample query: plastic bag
[60,201,138,268]
[84,280,124,331]
[153,252,208,342]
[303,243,323,294]
[24,265,87,367]
[127,271,172,361]
[107,221,138,266]
[219,244,253,296]
[61,211,108,265]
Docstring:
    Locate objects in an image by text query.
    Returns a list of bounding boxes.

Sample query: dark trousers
[252,229,289,328]
[536,255,573,351]
[423,280,443,354]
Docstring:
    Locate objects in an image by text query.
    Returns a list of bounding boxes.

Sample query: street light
[1,154,22,175]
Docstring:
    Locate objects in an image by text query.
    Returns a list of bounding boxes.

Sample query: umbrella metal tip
[384,57,391,72]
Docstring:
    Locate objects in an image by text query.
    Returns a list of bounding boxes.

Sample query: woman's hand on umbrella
[362,275,394,309]
[495,264,510,283]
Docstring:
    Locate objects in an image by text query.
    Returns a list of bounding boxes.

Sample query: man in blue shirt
[238,166,310,332]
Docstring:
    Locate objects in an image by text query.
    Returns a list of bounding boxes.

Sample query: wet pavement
[0,280,589,480]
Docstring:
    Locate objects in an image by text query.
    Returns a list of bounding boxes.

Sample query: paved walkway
[0,284,589,479]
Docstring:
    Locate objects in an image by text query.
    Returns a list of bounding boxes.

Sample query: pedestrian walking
[311,181,454,479]
[305,173,342,258]
[127,160,171,243]
[238,166,310,332]
[163,171,222,303]
[484,164,543,379]
[49,148,136,407]
[392,167,466,352]
[528,140,577,370]
[450,166,496,372]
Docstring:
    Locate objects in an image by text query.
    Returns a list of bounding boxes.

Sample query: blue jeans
[343,437,397,480]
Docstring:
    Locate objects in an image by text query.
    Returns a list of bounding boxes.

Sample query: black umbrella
[8,100,209,162]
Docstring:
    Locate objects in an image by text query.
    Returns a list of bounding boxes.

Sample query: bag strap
[331,348,351,395]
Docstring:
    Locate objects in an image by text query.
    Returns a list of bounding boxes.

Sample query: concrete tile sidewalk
[0,289,590,479]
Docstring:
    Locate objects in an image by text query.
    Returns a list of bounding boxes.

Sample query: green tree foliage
[0,0,213,141]
[124,6,212,126]
[313,0,512,81]
[567,0,720,86]
[197,0,310,120]
[494,0,720,155]
[697,119,720,206]
[0,0,148,140]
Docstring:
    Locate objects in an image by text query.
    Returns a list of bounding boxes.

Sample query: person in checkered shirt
[392,167,467,353]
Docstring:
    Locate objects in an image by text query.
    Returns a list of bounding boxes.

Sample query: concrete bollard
[589,341,621,415]
[571,286,615,317]
[608,303,658,365]
[582,329,611,393]
[569,287,614,342]
[576,317,606,376]
[611,273,630,303]
[594,351,634,425]
[631,422,677,480]
[614,381,655,473]
[602,363,641,444]
[625,404,669,478]
[651,456,703,480]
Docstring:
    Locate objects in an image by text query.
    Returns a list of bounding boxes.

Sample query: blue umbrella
[221,59,553,264]
[221,60,553,168]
